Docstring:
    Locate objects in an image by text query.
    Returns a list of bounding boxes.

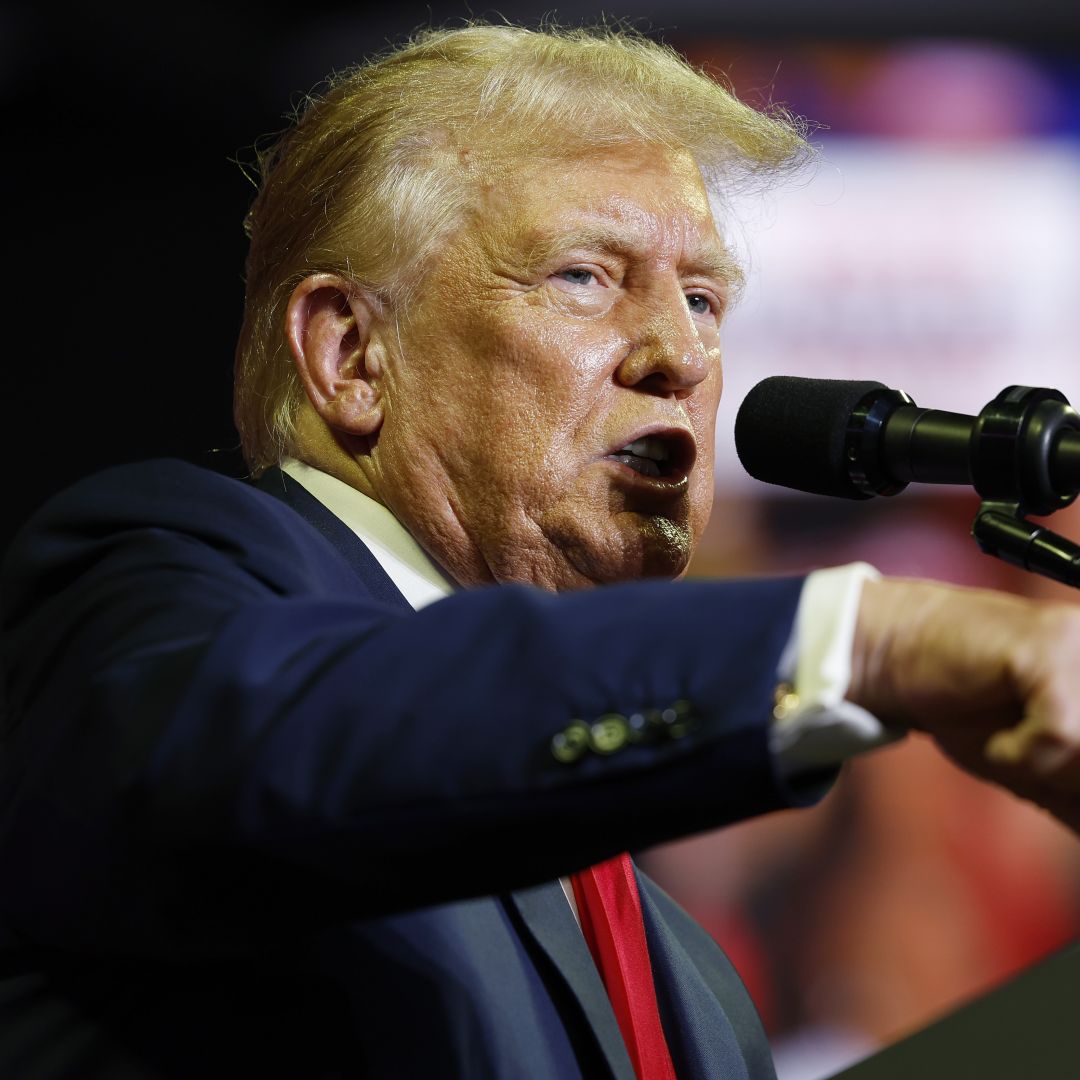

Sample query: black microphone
[734,376,1080,504]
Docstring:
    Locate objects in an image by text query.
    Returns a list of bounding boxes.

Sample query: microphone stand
[967,387,1080,588]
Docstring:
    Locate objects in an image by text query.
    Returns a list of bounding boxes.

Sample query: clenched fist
[851,578,1080,832]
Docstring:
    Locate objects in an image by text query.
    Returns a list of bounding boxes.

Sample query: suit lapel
[507,882,636,1080]
[255,467,413,612]
[639,873,771,1080]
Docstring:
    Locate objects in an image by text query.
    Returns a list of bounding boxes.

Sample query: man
[1,23,1078,1079]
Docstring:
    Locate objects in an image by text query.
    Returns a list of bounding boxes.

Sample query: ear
[286,273,387,437]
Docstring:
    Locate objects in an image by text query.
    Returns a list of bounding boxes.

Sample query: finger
[984,721,1042,766]
[985,720,1080,779]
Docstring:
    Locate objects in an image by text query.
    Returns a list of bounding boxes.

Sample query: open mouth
[606,431,695,482]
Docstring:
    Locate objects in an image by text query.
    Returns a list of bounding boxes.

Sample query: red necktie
[570,854,678,1080]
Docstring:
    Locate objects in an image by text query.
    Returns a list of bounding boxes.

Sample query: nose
[614,301,716,399]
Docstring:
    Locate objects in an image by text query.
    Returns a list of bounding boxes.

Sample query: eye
[556,268,597,286]
[686,292,715,317]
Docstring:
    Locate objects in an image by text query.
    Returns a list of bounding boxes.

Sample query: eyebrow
[518,222,744,287]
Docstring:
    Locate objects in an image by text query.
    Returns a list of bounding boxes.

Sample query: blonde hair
[234,22,808,475]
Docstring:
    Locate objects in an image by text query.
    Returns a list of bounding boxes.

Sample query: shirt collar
[279,457,455,611]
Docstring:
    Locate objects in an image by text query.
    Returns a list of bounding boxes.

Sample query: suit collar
[255,466,413,613]
[277,458,455,609]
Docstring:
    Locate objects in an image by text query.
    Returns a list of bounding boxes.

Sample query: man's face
[371,143,732,589]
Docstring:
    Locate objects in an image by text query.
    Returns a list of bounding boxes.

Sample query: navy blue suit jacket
[0,460,820,1077]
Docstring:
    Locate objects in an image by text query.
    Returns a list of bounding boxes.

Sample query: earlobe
[286,273,386,437]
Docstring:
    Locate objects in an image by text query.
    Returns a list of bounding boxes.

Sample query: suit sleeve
[0,461,817,960]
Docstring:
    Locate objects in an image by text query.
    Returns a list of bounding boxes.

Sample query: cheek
[688,377,721,459]
[496,354,617,456]
[698,352,723,419]
[691,469,716,538]
[688,375,722,532]
[498,307,624,387]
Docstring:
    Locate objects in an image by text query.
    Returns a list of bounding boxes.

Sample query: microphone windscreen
[734,376,886,499]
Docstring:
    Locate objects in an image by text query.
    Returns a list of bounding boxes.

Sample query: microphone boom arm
[969,386,1080,588]
[848,384,1080,589]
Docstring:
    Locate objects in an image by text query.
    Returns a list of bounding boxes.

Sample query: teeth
[620,437,670,462]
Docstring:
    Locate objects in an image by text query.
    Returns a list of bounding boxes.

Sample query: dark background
[4,0,1079,548]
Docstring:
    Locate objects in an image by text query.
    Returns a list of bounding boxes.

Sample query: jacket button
[551,721,590,763]
[589,714,629,754]
[661,700,696,739]
[627,712,650,743]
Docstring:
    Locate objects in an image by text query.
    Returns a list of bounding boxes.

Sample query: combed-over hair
[234,22,808,475]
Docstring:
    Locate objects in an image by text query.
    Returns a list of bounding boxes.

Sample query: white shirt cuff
[770,562,903,777]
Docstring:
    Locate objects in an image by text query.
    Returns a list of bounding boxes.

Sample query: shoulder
[1,460,352,622]
[18,458,297,541]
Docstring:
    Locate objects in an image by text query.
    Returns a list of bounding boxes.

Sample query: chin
[630,516,691,578]
[582,515,694,585]
[538,493,697,587]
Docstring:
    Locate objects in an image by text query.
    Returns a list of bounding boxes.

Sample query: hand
[850,578,1080,832]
